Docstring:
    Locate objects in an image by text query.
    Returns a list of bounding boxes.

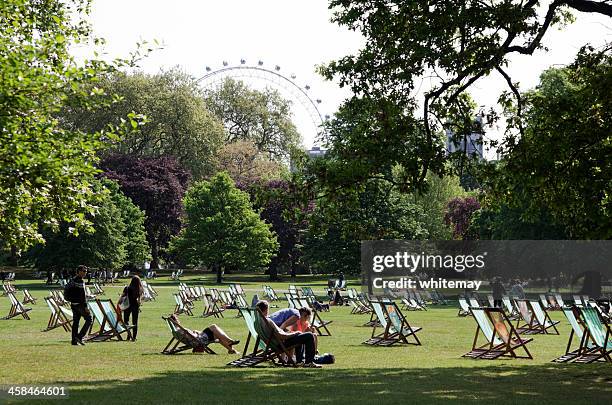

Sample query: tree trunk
[290,255,297,278]
[216,264,224,284]
[269,259,279,282]
[151,240,160,269]
[8,245,18,266]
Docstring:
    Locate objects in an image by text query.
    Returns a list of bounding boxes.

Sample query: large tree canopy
[60,69,225,179]
[204,78,302,162]
[321,0,611,190]
[0,0,141,252]
[101,154,190,269]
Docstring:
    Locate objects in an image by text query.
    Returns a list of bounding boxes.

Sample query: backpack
[63,279,80,303]
[313,353,335,365]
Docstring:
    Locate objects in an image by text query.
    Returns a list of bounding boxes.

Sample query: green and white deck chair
[93,283,105,295]
[43,297,72,332]
[552,306,593,363]
[469,297,481,308]
[463,307,533,360]
[228,307,270,367]
[234,294,250,317]
[487,295,495,307]
[267,286,279,301]
[23,289,37,305]
[96,299,133,341]
[2,292,31,320]
[50,290,67,306]
[573,295,584,306]
[301,286,315,299]
[529,300,560,334]
[218,290,235,308]
[85,299,113,341]
[363,299,394,345]
[402,295,424,311]
[288,285,300,296]
[502,296,519,320]
[293,297,332,336]
[201,293,224,318]
[173,293,193,316]
[84,286,96,300]
[161,315,217,355]
[458,297,471,317]
[573,306,612,363]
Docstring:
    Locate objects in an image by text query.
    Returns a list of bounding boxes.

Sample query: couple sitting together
[255,300,322,368]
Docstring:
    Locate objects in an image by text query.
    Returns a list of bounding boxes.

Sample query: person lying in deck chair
[168,314,240,354]
[256,301,321,368]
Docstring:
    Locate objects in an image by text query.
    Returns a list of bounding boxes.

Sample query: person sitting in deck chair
[268,307,300,330]
[291,307,319,355]
[256,301,321,368]
[169,314,240,354]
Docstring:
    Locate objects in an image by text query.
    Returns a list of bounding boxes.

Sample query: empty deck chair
[458,297,471,317]
[573,295,584,306]
[2,292,31,320]
[463,307,533,360]
[539,294,551,310]
[174,293,194,316]
[43,297,72,332]
[552,306,593,363]
[469,297,482,308]
[487,295,495,308]
[515,300,559,335]
[529,300,560,334]
[554,294,566,308]
[301,286,315,298]
[502,296,519,320]
[22,289,37,305]
[161,315,217,355]
[572,306,612,363]
[364,299,421,346]
[94,299,133,341]
[202,294,225,318]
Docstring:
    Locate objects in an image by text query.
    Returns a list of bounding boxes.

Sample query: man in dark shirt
[70,265,93,346]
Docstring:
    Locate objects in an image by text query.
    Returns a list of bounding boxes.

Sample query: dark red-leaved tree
[101,154,191,269]
[444,196,481,240]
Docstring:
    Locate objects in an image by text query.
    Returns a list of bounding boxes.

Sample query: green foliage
[483,47,612,239]
[204,78,302,162]
[28,179,149,270]
[303,180,427,275]
[0,0,144,252]
[171,172,278,279]
[60,68,225,179]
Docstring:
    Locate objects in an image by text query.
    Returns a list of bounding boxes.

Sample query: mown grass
[0,273,610,404]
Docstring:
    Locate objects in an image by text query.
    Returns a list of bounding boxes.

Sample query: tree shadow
[43,364,611,404]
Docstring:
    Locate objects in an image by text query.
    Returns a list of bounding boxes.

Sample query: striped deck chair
[516,300,559,335]
[2,292,31,320]
[174,293,194,316]
[201,293,225,318]
[292,297,332,336]
[288,285,301,297]
[502,296,519,320]
[301,286,315,299]
[555,294,566,308]
[458,297,471,317]
[487,295,495,308]
[539,294,551,310]
[469,297,482,308]
[85,300,112,341]
[2,282,16,296]
[23,289,37,305]
[552,306,593,363]
[96,299,133,341]
[364,299,421,346]
[93,283,105,295]
[43,297,72,332]
[229,308,299,367]
[161,315,217,355]
[84,286,96,300]
[546,294,560,310]
[573,295,584,306]
[463,307,533,360]
[528,300,560,334]
[573,306,612,363]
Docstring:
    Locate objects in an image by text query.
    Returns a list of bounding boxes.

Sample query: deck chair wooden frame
[87,299,133,342]
[43,297,72,332]
[364,299,421,346]
[458,297,471,317]
[2,292,31,320]
[161,315,217,355]
[201,294,225,318]
[502,296,520,320]
[572,306,612,363]
[552,306,594,363]
[291,297,332,336]
[23,289,37,305]
[174,293,194,316]
[464,307,533,360]
[516,299,559,335]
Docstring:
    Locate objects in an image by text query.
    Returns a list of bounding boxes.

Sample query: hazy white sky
[84,0,611,148]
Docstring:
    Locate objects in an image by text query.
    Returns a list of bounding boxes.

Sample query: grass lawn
[1,273,610,404]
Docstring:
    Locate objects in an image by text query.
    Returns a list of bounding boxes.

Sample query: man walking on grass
[67,265,92,346]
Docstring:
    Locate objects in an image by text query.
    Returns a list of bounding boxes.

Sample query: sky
[83,0,612,151]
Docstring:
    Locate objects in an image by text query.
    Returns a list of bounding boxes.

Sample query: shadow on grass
[38,364,612,404]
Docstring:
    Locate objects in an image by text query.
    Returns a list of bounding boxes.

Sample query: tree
[27,179,148,271]
[171,172,278,283]
[482,47,611,238]
[60,69,225,179]
[204,78,302,161]
[444,197,481,240]
[212,140,286,186]
[320,0,611,190]
[0,0,142,252]
[101,154,190,269]
[303,180,427,275]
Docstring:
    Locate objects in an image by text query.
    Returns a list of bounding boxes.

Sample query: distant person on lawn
[68,265,93,346]
[120,276,143,341]
[256,300,321,368]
